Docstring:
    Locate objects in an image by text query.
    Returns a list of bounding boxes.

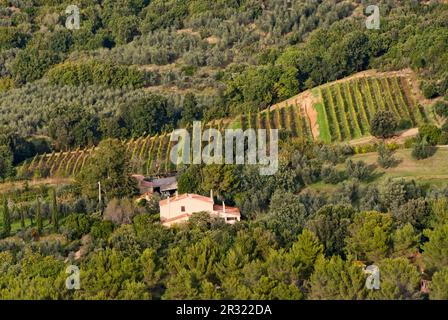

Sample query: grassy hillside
[306,146,448,194]
[351,147,448,185]
[17,70,433,179]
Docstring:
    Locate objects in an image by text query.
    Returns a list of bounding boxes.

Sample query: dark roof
[152,176,177,188]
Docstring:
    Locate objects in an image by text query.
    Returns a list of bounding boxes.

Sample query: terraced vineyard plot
[315,76,427,142]
[231,104,313,140]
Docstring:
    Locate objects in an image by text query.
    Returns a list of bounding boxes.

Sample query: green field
[0,218,51,235]
[351,147,448,185]
[305,147,448,193]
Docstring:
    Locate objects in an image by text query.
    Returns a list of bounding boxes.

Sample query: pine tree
[289,229,324,278]
[2,197,10,238]
[36,197,43,234]
[50,189,59,232]
[309,255,367,300]
[430,267,448,300]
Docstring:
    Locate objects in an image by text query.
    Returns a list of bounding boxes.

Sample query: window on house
[181,206,185,212]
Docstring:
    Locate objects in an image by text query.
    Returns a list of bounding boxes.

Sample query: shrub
[421,81,439,99]
[411,136,436,160]
[434,101,448,118]
[404,137,417,149]
[47,60,146,88]
[419,124,441,146]
[377,142,397,169]
[370,111,398,139]
[353,144,377,154]
[438,132,448,145]
[321,164,341,184]
[90,220,115,240]
[345,159,375,181]
[397,119,413,131]
[441,122,448,133]
[0,77,14,92]
[103,198,146,225]
[60,214,92,240]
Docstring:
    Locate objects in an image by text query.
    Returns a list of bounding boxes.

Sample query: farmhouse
[159,192,241,227]
[133,175,178,199]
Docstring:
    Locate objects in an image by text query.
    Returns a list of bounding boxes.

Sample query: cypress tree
[50,189,59,232]
[29,206,34,226]
[20,206,25,229]
[36,197,43,234]
[2,197,10,238]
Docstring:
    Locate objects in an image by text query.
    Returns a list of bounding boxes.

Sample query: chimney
[222,201,226,214]
[210,189,213,202]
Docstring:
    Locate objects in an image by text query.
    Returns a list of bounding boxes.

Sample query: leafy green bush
[47,60,146,88]
[370,111,398,139]
[397,119,413,131]
[377,142,397,169]
[345,159,375,181]
[60,214,92,240]
[320,164,341,184]
[421,81,439,99]
[434,101,448,118]
[90,220,115,240]
[11,47,60,84]
[411,136,436,160]
[404,137,417,149]
[419,124,441,146]
[0,27,28,50]
[438,131,448,145]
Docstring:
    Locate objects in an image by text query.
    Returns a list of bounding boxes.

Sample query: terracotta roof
[159,193,214,206]
[161,213,192,224]
[213,204,241,215]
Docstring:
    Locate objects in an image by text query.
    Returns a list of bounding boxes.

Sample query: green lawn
[314,102,331,143]
[0,218,51,235]
[351,147,448,185]
[305,147,448,192]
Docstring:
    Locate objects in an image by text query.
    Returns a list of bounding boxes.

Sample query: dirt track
[349,128,420,146]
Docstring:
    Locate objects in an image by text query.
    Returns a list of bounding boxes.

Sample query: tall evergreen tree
[2,197,10,238]
[36,197,43,234]
[50,189,59,232]
[20,206,25,229]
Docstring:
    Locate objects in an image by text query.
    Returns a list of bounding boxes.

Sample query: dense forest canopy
[0,0,447,155]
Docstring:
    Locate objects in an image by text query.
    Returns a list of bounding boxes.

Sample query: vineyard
[18,104,313,178]
[17,73,429,179]
[18,134,178,179]
[234,104,313,139]
[316,76,427,143]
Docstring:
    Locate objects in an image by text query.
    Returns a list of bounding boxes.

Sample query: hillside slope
[17,69,433,179]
